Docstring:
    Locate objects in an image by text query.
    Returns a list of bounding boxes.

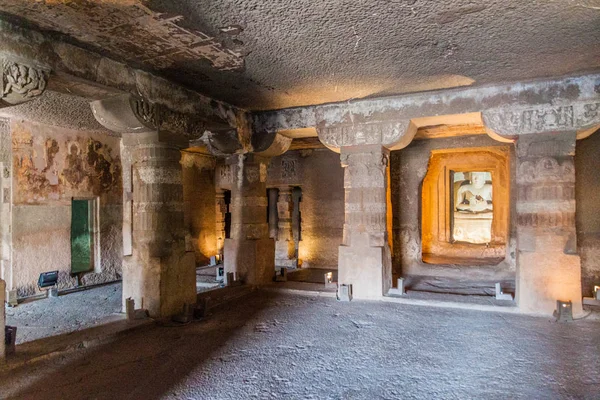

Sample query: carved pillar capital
[482,101,600,139]
[180,151,216,171]
[91,94,207,141]
[317,120,409,151]
[253,131,292,157]
[0,57,50,107]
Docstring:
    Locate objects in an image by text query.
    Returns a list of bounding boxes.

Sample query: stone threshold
[264,282,600,320]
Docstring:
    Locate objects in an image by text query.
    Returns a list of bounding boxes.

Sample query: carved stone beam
[91,94,206,142]
[316,120,411,152]
[482,101,600,139]
[0,57,50,107]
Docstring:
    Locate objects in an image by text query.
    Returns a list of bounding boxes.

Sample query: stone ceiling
[1,0,599,111]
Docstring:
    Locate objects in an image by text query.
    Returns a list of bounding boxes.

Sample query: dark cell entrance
[224,190,232,239]
[71,199,93,274]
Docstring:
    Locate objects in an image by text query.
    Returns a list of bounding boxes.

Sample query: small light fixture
[38,271,59,298]
[553,300,573,322]
[594,286,600,301]
[324,272,336,289]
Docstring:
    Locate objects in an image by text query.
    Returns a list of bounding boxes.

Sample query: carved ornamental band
[482,102,600,136]
[317,120,408,149]
[1,58,49,106]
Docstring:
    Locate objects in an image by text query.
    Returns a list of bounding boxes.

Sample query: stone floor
[1,290,598,399]
[5,282,122,344]
[5,267,224,345]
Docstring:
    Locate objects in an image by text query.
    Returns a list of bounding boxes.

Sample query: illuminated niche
[421,147,510,265]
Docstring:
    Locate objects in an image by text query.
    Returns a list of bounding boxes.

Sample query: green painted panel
[71,199,92,273]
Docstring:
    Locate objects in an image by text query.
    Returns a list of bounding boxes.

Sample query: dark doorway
[224,190,232,239]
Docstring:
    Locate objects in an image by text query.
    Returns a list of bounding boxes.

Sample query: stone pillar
[268,188,279,239]
[215,191,227,257]
[275,186,297,268]
[515,132,583,315]
[338,145,392,299]
[0,278,5,361]
[123,141,195,318]
[224,154,275,285]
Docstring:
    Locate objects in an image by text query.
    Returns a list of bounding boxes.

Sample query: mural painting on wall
[12,124,121,203]
[452,171,493,244]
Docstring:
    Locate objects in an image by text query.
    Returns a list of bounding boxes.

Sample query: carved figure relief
[281,158,297,180]
[318,121,408,149]
[452,171,493,244]
[218,164,233,184]
[245,165,260,184]
[483,102,600,135]
[517,157,574,184]
[2,60,48,100]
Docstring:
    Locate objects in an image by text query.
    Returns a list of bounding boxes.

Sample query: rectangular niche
[452,171,493,244]
[422,147,510,265]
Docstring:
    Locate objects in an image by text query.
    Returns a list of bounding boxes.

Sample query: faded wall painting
[452,171,493,244]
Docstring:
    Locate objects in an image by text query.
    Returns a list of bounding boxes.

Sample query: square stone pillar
[515,132,583,316]
[0,278,5,361]
[275,187,297,268]
[224,154,275,285]
[338,145,392,299]
[123,141,195,318]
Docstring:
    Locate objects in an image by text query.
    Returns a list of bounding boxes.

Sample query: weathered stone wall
[10,120,122,297]
[183,162,217,265]
[391,135,517,294]
[576,131,600,297]
[268,149,344,269]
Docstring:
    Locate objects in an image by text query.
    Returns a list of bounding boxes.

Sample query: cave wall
[11,119,122,297]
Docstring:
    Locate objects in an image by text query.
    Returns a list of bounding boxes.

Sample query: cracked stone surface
[1,1,598,110]
[1,290,598,399]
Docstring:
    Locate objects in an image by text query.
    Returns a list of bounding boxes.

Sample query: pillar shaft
[275,187,297,268]
[338,145,392,299]
[224,154,274,285]
[123,142,195,318]
[515,132,582,315]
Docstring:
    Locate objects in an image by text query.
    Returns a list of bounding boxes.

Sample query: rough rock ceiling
[1,0,599,111]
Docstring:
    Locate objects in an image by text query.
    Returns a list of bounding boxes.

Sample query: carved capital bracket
[482,101,600,138]
[316,120,410,152]
[91,94,207,141]
[0,57,50,107]
[252,131,292,157]
[180,151,216,171]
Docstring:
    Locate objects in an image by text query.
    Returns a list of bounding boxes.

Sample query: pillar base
[224,238,275,286]
[338,244,392,300]
[517,251,583,317]
[275,258,297,269]
[122,249,195,318]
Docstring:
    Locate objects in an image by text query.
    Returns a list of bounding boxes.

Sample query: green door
[71,199,92,273]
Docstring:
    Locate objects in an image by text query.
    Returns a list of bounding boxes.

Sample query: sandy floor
[1,290,598,400]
